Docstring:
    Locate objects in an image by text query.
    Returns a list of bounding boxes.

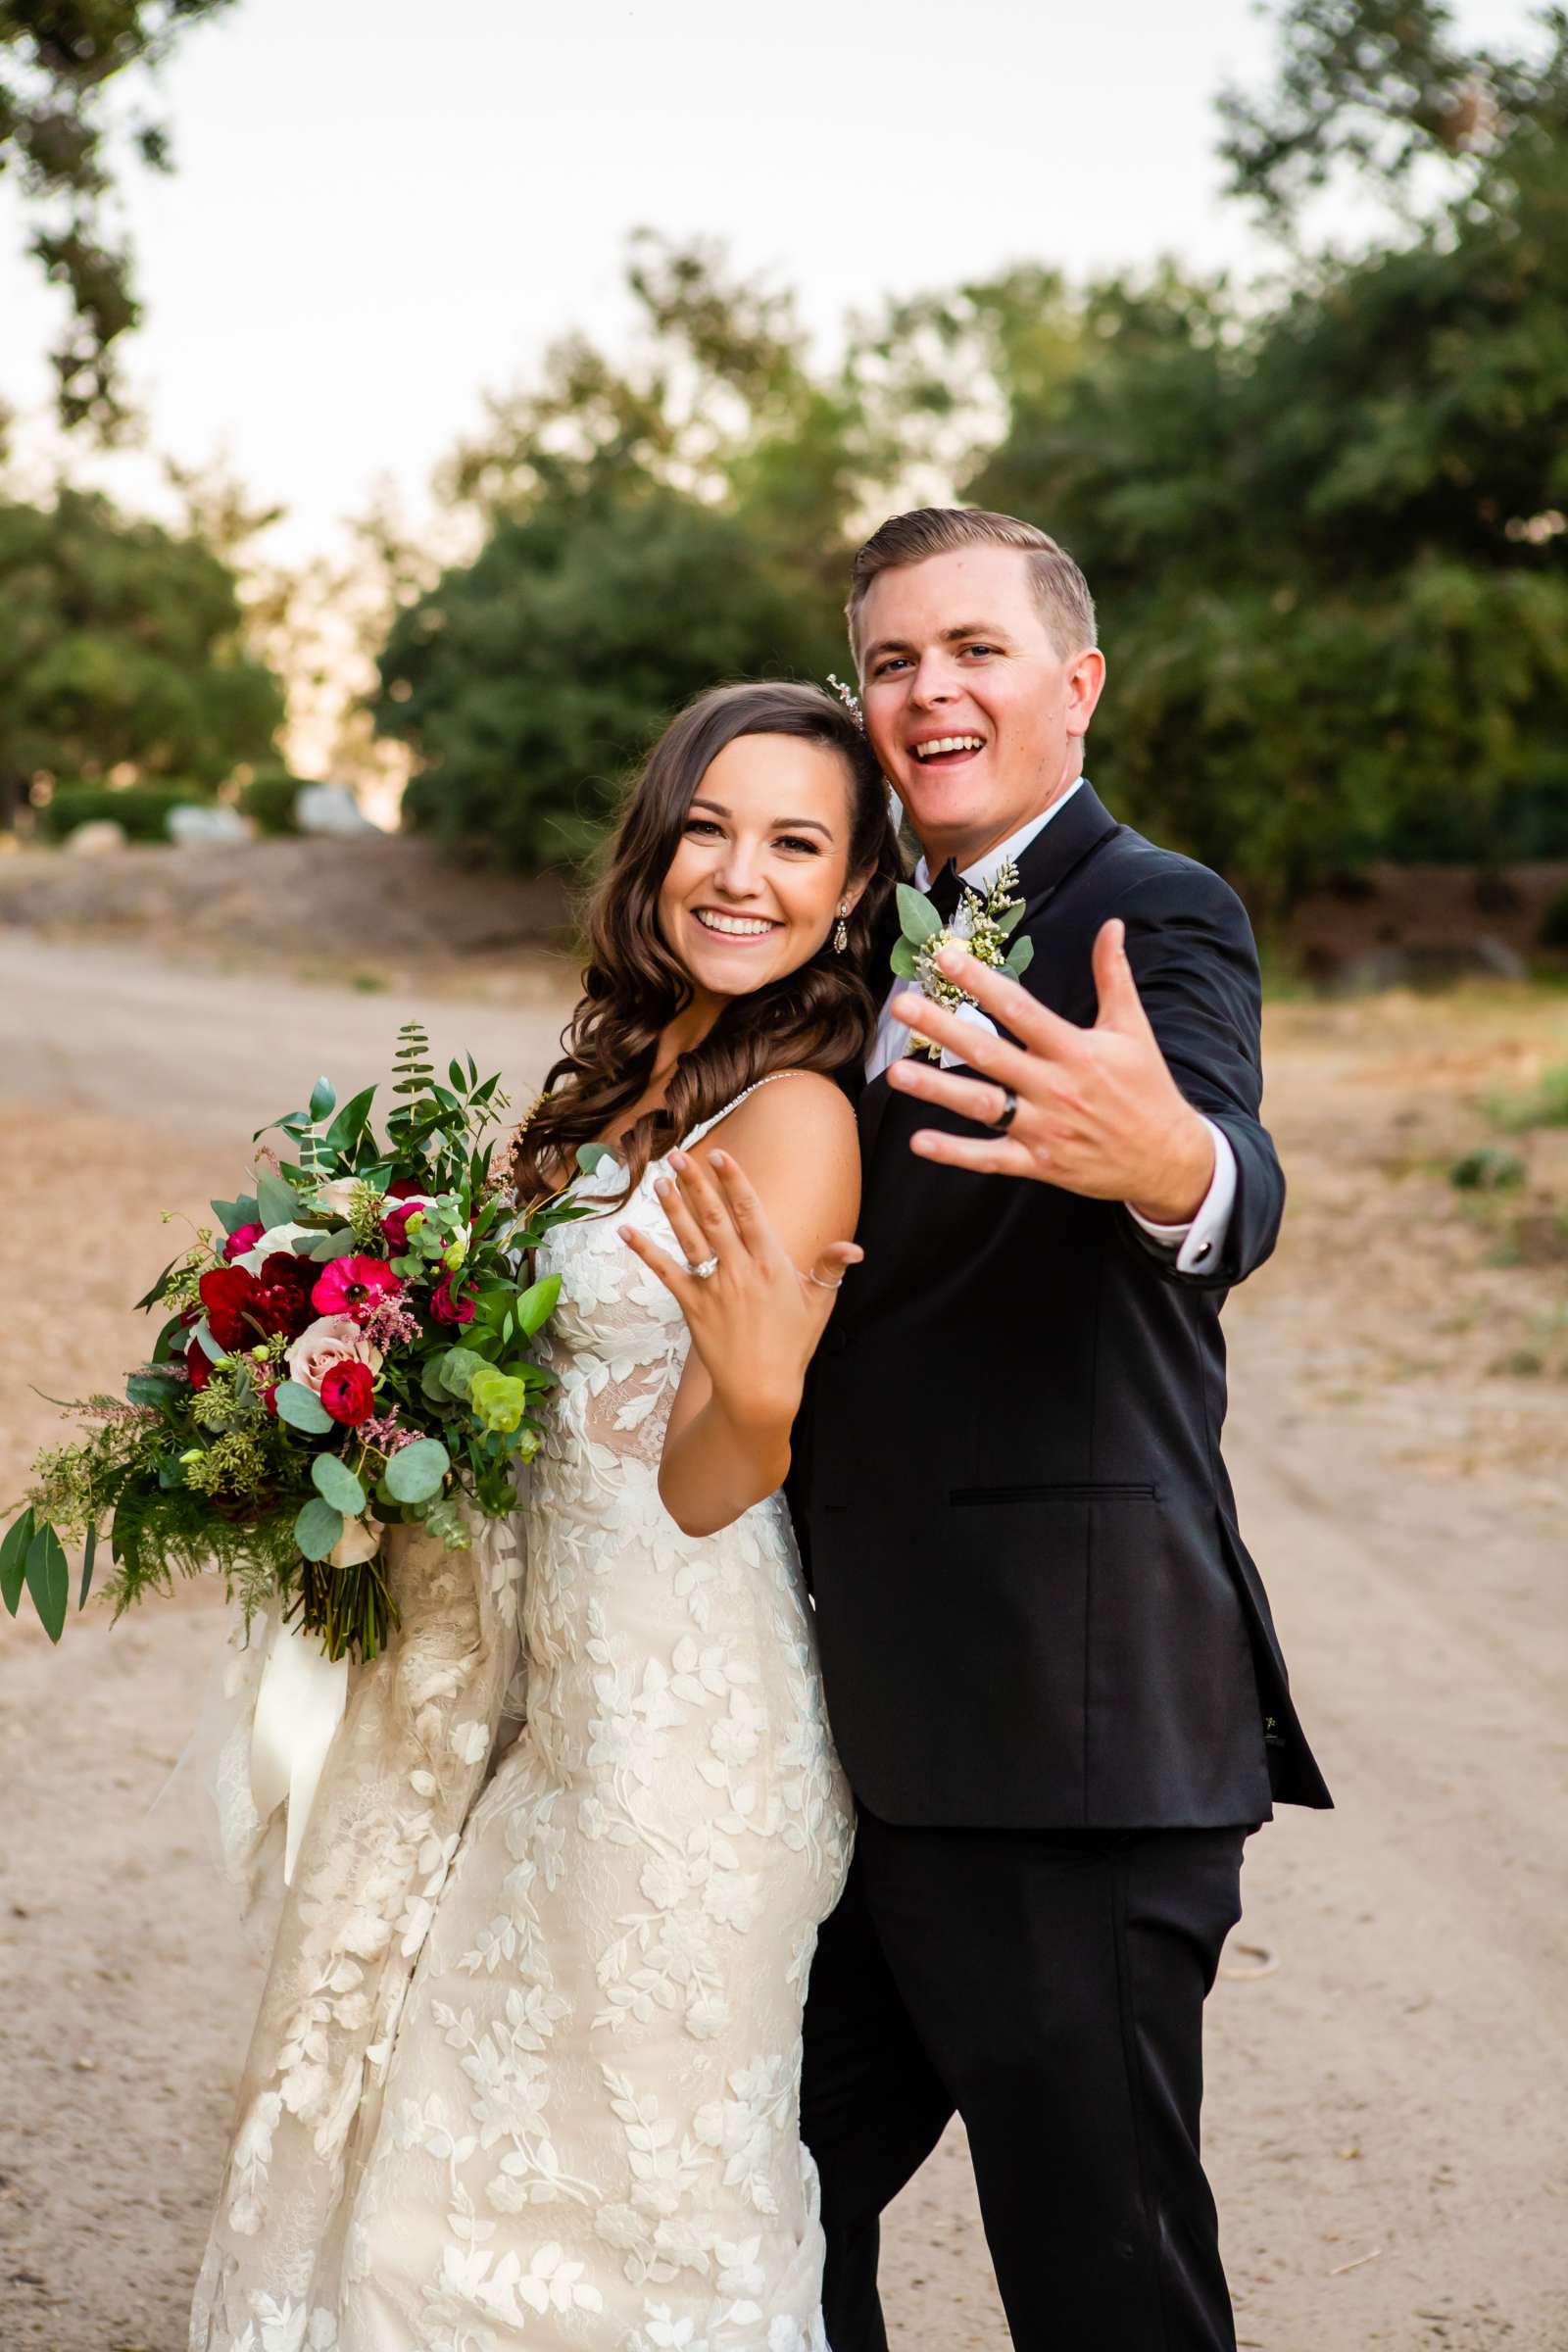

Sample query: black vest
[791,784,1331,1829]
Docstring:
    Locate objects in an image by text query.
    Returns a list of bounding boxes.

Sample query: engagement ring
[689,1255,720,1280]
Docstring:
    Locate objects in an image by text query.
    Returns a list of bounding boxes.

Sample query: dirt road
[2,932,1564,2351]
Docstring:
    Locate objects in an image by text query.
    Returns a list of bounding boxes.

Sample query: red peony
[222,1221,266,1263]
[199,1265,260,1349]
[430,1273,475,1325]
[313,1254,403,1321]
[319,1358,375,1425]
[250,1250,317,1339]
[185,1339,212,1391]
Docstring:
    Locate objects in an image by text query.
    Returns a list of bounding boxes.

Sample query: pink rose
[223,1222,266,1263]
[285,1314,384,1395]
[380,1198,435,1252]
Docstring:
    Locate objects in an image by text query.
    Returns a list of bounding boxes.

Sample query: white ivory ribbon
[248,1611,351,1884]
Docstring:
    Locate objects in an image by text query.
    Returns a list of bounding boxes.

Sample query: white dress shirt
[865,781,1237,1275]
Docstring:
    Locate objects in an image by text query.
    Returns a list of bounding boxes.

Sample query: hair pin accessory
[826,673,863,726]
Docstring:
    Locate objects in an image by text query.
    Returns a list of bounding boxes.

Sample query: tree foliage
[0,1,238,434]
[377,9,1568,903]
[0,483,283,824]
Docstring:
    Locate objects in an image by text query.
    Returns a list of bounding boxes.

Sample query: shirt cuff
[1125,1119,1237,1275]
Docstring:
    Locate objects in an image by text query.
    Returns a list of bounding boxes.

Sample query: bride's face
[659,733,861,1004]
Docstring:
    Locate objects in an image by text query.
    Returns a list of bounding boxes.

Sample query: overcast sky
[0,0,1540,564]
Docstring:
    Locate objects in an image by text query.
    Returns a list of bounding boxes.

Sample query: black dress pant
[800,1810,1250,2351]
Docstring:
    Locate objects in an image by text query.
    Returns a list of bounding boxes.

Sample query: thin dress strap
[678,1069,816,1153]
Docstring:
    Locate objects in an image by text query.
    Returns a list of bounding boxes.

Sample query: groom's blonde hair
[847,507,1097,665]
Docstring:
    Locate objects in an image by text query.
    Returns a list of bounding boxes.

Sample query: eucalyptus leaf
[313,1453,367,1514]
[309,1075,338,1122]
[514,1273,562,1339]
[438,1348,489,1398]
[1,1508,35,1615]
[126,1369,184,1410]
[193,1320,227,1364]
[209,1197,243,1234]
[24,1522,69,1642]
[1004,935,1036,977]
[575,1143,615,1177]
[889,938,918,980]
[295,1496,344,1562]
[996,901,1028,939]
[78,1520,98,1609]
[309,1226,358,1262]
[384,1438,450,1504]
[421,1351,457,1402]
[324,1084,377,1153]
[274,1380,334,1434]
[897,883,943,946]
[256,1169,299,1228]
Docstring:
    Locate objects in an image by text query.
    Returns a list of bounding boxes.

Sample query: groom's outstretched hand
[887,919,1215,1223]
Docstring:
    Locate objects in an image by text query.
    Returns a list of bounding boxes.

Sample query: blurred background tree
[0,482,283,826]
[1,1,239,437]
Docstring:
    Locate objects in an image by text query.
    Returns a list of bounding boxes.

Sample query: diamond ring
[688,1255,720,1280]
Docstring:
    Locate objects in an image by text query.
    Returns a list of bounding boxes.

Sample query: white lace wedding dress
[191,1080,854,2352]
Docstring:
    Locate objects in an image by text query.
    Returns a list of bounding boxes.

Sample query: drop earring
[833,901,850,954]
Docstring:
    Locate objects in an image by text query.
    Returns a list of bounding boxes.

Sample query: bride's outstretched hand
[620,1147,860,1429]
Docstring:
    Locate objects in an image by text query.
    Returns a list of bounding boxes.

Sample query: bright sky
[0,0,1539,566]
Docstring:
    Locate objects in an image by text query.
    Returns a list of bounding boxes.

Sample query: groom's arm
[1110,862,1284,1292]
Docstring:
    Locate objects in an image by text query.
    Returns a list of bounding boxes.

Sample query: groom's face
[858,545,1104,869]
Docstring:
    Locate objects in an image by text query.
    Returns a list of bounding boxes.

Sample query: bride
[191,680,901,2351]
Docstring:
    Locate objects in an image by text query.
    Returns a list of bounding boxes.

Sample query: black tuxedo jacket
[791,783,1331,1829]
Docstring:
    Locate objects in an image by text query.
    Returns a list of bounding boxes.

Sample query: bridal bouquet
[1,1025,584,1664]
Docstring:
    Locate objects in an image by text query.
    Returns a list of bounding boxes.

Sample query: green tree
[966,6,1568,902]
[379,485,842,872]
[376,237,867,871]
[0,482,284,826]
[1,1,239,435]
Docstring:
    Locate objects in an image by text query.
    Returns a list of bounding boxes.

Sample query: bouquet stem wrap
[248,1616,353,1885]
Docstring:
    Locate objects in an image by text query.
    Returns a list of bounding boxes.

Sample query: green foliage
[238,767,308,834]
[1448,1147,1527,1191]
[380,486,842,872]
[0,1,240,434]
[1489,1063,1568,1132]
[35,781,207,840]
[0,486,284,829]
[1540,887,1568,950]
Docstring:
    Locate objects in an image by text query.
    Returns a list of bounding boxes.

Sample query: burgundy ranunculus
[222,1221,266,1263]
[198,1265,260,1349]
[185,1339,212,1391]
[429,1273,475,1325]
[380,1201,423,1252]
[319,1358,376,1425]
[250,1250,318,1340]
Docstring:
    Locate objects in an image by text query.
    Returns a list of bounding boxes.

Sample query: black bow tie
[926,859,964,922]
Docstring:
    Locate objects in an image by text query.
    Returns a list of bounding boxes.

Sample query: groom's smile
[857,542,1105,871]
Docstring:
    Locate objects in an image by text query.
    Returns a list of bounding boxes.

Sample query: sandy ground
[1,930,1565,2351]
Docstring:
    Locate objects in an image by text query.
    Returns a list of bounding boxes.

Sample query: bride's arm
[619,1075,861,1538]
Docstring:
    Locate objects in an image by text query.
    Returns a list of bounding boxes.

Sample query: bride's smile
[658,730,862,1004]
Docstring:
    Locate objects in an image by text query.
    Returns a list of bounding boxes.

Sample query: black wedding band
[990,1086,1019,1135]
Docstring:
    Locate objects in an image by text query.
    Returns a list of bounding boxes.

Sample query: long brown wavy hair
[508,680,902,1207]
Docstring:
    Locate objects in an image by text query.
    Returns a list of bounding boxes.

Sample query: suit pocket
[950,1482,1159,1506]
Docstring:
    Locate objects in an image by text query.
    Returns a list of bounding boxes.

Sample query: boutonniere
[890,858,1034,1060]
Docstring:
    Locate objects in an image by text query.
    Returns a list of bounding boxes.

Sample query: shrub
[36,784,206,843]
[1540,888,1568,952]
[239,770,310,835]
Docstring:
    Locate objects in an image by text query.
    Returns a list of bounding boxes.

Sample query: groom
[792,507,1330,2349]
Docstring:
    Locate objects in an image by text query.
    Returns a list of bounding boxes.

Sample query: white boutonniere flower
[890,858,1034,1062]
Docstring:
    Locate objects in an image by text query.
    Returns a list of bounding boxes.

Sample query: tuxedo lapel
[1011,781,1120,914]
